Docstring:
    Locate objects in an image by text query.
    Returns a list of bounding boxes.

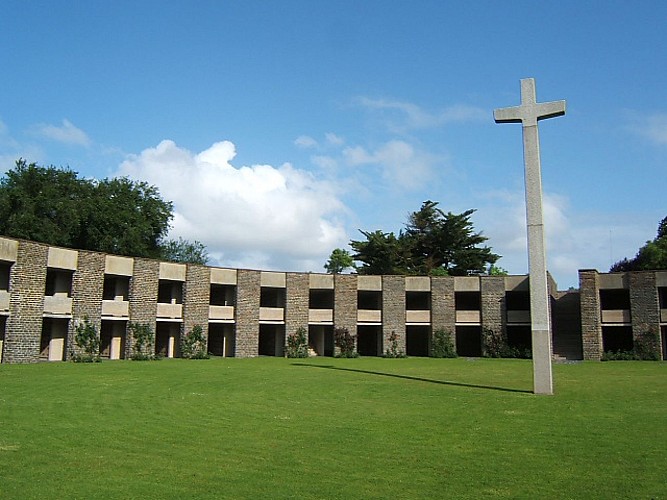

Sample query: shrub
[482,328,531,359]
[384,331,406,358]
[129,322,157,361]
[430,329,457,358]
[602,350,637,361]
[334,327,359,358]
[633,328,661,361]
[286,326,309,358]
[71,317,101,363]
[181,325,209,359]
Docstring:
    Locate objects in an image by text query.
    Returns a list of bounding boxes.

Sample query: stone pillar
[286,272,309,342]
[183,264,211,341]
[629,272,661,354]
[382,275,406,353]
[128,258,159,358]
[579,269,602,360]
[334,274,357,336]
[236,269,260,357]
[480,276,505,345]
[5,241,48,363]
[69,251,105,359]
[431,276,456,341]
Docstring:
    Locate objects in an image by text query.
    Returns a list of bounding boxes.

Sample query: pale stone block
[406,310,430,323]
[261,271,286,288]
[47,247,78,270]
[259,307,284,322]
[209,305,235,321]
[599,273,627,289]
[601,309,631,324]
[357,309,382,323]
[504,275,529,291]
[405,276,430,292]
[454,276,480,292]
[456,310,481,324]
[0,238,18,262]
[210,267,237,285]
[309,273,334,289]
[105,255,134,276]
[159,262,186,281]
[357,275,382,291]
[656,271,667,287]
[309,309,333,323]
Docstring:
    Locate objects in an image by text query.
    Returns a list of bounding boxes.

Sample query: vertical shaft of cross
[494,78,565,395]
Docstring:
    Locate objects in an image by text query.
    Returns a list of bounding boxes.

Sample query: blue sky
[1,1,665,288]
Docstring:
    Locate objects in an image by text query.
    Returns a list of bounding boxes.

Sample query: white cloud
[641,114,667,145]
[342,140,437,190]
[294,135,318,149]
[33,119,91,147]
[325,132,345,146]
[117,140,349,271]
[356,97,486,132]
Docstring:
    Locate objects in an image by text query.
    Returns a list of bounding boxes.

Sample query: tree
[349,200,500,276]
[611,216,667,271]
[0,159,174,259]
[324,248,355,274]
[160,237,209,265]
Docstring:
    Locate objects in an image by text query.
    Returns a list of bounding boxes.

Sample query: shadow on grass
[292,363,532,394]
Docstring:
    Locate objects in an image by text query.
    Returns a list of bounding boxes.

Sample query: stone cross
[494,78,565,395]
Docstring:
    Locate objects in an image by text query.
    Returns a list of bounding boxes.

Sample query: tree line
[0,159,207,264]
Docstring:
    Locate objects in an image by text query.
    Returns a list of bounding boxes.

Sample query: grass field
[1,357,665,499]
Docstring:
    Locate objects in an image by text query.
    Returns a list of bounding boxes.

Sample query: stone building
[0,236,665,363]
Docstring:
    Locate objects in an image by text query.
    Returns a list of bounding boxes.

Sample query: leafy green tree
[324,248,356,274]
[611,216,667,271]
[350,201,500,276]
[350,230,410,275]
[0,159,173,259]
[160,237,209,265]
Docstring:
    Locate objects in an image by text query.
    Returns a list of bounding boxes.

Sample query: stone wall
[128,258,159,358]
[286,273,309,341]
[579,270,602,360]
[334,274,357,336]
[236,269,260,357]
[431,276,456,340]
[183,264,211,342]
[69,251,105,358]
[382,276,406,353]
[5,241,48,363]
[480,277,505,342]
[628,272,661,354]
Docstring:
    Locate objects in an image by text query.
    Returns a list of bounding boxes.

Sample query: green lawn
[1,357,665,499]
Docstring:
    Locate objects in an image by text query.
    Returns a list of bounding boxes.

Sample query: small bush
[430,329,457,358]
[482,328,531,359]
[334,327,359,358]
[384,331,406,358]
[181,325,209,359]
[71,317,101,363]
[286,326,309,358]
[602,350,637,361]
[129,322,157,361]
[633,328,661,361]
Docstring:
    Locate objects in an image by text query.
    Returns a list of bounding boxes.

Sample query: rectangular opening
[260,287,285,308]
[455,325,482,357]
[103,275,130,301]
[210,284,236,306]
[45,269,73,297]
[0,261,11,291]
[308,325,334,356]
[455,291,481,310]
[505,291,530,311]
[155,322,181,358]
[100,321,126,360]
[602,325,633,354]
[406,325,430,357]
[208,323,235,357]
[357,325,382,356]
[309,289,334,309]
[158,280,183,304]
[258,324,285,356]
[39,318,68,361]
[406,291,430,311]
[506,325,532,358]
[358,290,382,310]
[599,289,631,310]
